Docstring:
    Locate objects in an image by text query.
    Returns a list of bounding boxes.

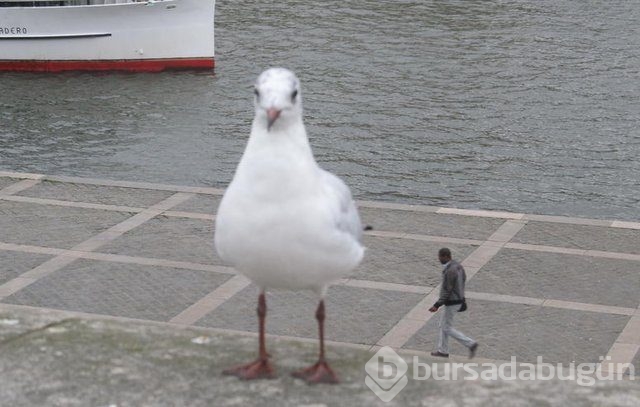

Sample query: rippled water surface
[1,1,639,220]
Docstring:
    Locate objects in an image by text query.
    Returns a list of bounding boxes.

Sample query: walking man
[429,248,479,358]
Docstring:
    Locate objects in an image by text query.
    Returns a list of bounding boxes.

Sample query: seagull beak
[266,108,281,130]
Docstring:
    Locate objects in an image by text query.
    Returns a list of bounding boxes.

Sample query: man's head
[438,248,452,265]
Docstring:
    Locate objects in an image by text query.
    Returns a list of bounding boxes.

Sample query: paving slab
[0,201,132,249]
[632,349,640,377]
[171,194,221,215]
[16,181,174,208]
[2,259,232,322]
[512,221,640,255]
[0,177,18,190]
[403,300,630,365]
[99,216,221,265]
[198,284,425,345]
[360,207,505,240]
[1,172,640,403]
[353,236,476,286]
[0,251,53,286]
[0,306,638,407]
[468,249,640,308]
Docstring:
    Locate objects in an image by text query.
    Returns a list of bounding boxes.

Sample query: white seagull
[214,68,365,384]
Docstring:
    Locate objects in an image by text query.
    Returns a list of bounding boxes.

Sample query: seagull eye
[291,89,298,102]
[254,89,260,99]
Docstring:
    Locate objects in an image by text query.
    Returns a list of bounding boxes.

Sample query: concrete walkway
[0,171,639,405]
[0,304,638,407]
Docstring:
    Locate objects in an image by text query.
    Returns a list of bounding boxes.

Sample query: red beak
[266,108,281,130]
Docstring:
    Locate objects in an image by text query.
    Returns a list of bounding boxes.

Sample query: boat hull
[0,57,214,72]
[0,0,215,72]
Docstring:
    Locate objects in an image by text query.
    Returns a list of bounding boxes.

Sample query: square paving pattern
[353,236,476,286]
[468,249,640,308]
[172,194,221,215]
[360,207,505,240]
[0,251,53,286]
[99,216,221,265]
[512,221,640,255]
[3,259,232,321]
[0,172,639,371]
[403,300,631,364]
[197,284,425,345]
[17,180,174,208]
[0,200,131,249]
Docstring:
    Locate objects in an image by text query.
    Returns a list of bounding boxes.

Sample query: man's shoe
[430,351,449,358]
[469,343,479,359]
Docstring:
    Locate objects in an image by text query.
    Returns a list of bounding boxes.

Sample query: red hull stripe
[0,58,215,72]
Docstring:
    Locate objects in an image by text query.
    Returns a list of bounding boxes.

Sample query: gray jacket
[434,260,466,308]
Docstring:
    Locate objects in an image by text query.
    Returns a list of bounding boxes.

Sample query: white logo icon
[365,346,408,402]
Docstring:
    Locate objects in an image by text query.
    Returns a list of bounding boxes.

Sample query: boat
[0,0,215,72]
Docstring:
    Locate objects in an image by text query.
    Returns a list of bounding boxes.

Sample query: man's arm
[430,268,457,311]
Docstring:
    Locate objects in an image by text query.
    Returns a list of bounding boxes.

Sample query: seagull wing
[320,169,363,242]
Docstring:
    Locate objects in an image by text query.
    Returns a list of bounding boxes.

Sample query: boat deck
[0,171,638,375]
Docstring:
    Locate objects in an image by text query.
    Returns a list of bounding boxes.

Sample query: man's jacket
[434,260,466,308]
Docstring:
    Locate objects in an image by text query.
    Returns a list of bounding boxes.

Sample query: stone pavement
[1,305,639,407]
[0,170,639,404]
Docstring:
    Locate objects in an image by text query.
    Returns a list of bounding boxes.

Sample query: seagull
[214,68,365,384]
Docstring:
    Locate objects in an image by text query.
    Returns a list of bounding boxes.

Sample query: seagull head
[254,68,302,132]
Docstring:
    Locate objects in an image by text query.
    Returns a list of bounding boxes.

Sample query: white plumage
[214,67,364,296]
[215,67,364,383]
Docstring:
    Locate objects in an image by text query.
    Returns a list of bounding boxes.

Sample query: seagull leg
[223,291,276,380]
[291,300,339,384]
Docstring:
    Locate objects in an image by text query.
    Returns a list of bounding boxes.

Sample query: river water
[1,1,639,220]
